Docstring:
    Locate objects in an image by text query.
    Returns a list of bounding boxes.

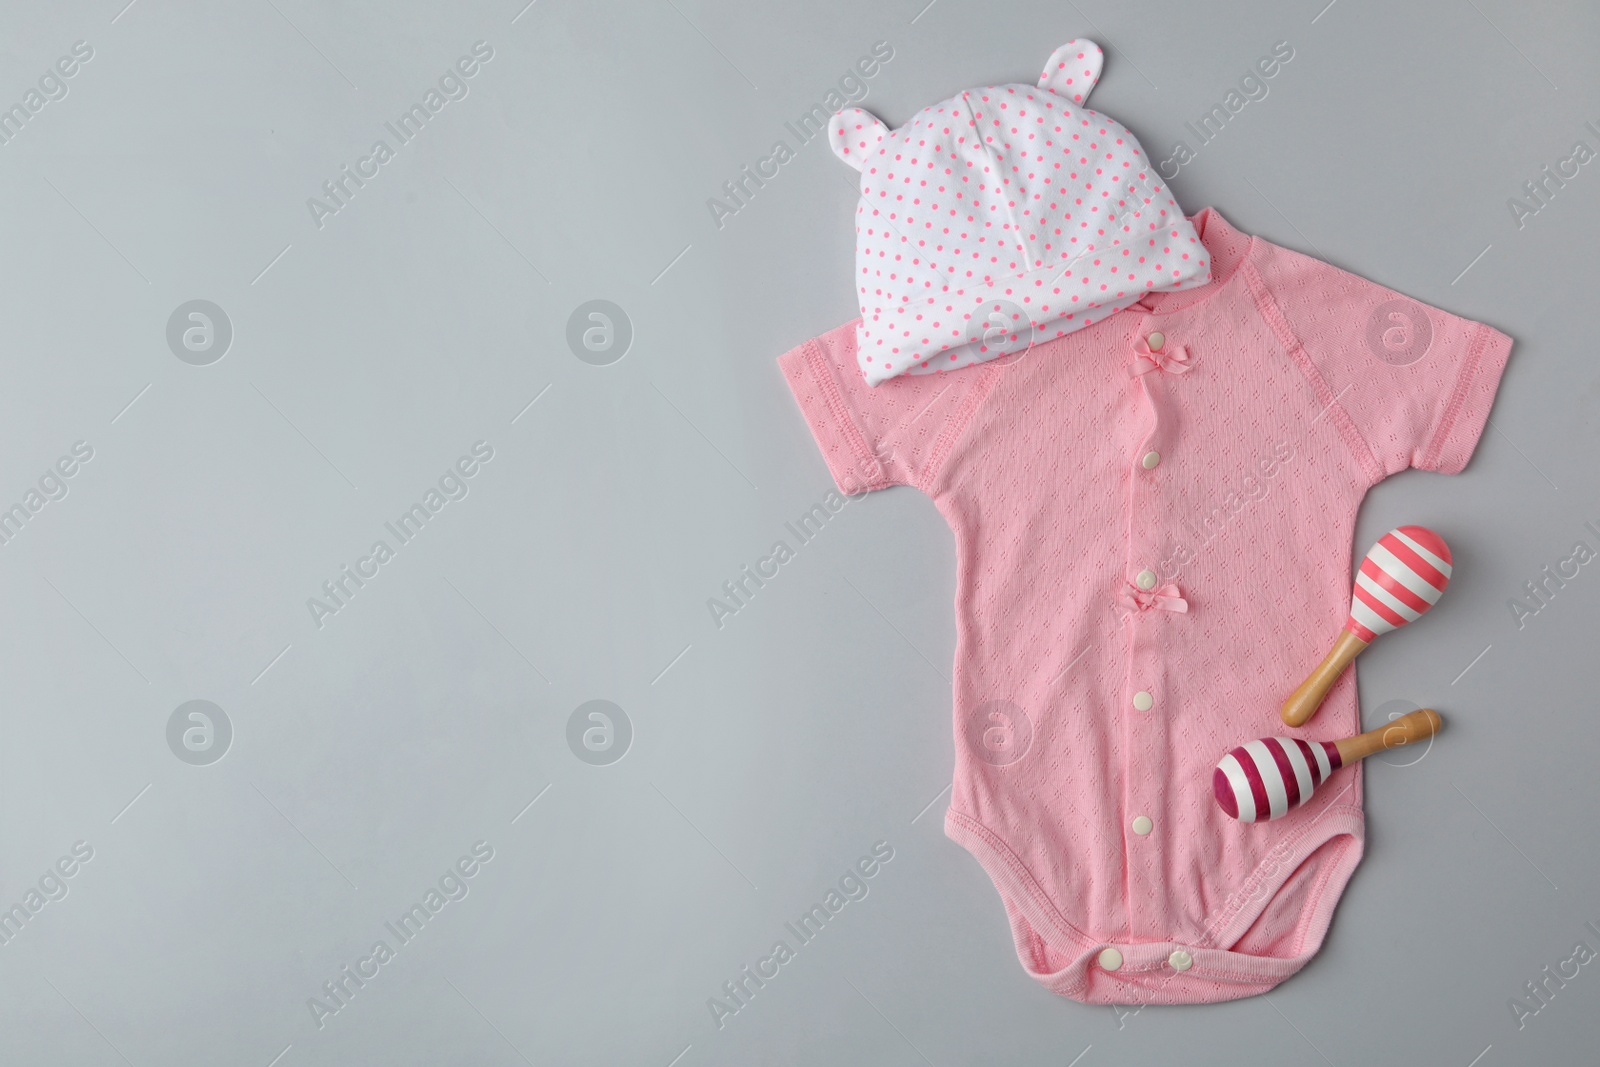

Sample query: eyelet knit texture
[778,207,1512,1003]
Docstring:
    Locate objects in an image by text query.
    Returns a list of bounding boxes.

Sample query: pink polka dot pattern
[777,206,1517,1004]
[825,40,1211,386]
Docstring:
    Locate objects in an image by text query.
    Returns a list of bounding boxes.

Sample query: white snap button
[1132,690,1154,712]
[1147,331,1165,352]
[1098,947,1124,971]
[1169,949,1193,972]
[1135,570,1157,590]
[1141,451,1160,470]
[1131,815,1153,836]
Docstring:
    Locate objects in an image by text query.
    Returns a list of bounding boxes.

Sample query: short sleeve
[1250,242,1513,479]
[777,320,996,495]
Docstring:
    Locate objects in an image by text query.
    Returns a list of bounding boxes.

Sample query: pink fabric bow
[1130,337,1192,376]
[1119,582,1189,613]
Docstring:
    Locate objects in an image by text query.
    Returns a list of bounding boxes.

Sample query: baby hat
[828,40,1210,385]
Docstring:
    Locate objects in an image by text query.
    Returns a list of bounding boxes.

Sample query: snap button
[1147,331,1165,351]
[1140,451,1161,470]
[1131,815,1153,836]
[1098,947,1124,971]
[1132,690,1154,712]
[1169,949,1193,972]
[1135,569,1157,590]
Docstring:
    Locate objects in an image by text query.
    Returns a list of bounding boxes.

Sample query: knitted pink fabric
[777,207,1512,1004]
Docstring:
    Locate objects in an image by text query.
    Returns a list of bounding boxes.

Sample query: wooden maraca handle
[1333,708,1443,764]
[1281,629,1369,726]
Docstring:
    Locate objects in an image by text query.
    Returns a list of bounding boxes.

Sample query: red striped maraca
[1214,708,1442,822]
[1281,526,1452,727]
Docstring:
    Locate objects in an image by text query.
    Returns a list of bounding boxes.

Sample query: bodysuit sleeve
[777,319,994,495]
[1250,242,1514,479]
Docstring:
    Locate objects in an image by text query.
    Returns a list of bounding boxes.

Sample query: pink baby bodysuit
[778,207,1511,1004]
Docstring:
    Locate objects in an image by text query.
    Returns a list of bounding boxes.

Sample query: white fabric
[828,40,1212,385]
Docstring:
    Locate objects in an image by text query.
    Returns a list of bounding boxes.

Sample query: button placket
[1122,319,1185,941]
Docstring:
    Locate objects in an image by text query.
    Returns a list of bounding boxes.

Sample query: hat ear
[1038,39,1103,104]
[828,108,889,171]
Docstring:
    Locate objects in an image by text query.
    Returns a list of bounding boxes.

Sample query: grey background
[0,1,1595,1064]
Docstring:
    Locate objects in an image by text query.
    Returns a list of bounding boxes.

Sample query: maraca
[1213,708,1442,822]
[1280,526,1452,727]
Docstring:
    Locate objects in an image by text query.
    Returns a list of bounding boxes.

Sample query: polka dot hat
[828,40,1211,385]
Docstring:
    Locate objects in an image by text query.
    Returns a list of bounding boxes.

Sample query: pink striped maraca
[1281,526,1452,727]
[1214,709,1443,822]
